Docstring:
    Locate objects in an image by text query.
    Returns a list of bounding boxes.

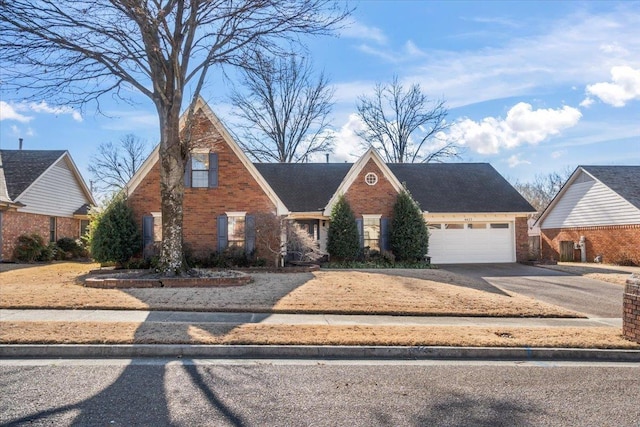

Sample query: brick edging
[84,272,252,288]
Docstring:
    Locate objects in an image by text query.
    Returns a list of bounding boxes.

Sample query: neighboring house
[126,98,535,264]
[537,165,640,264]
[0,149,96,261]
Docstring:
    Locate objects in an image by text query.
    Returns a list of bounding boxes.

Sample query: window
[444,223,464,229]
[227,214,246,248]
[428,224,441,230]
[186,152,218,188]
[363,215,381,251]
[364,172,378,186]
[468,223,487,229]
[490,223,509,229]
[49,217,57,242]
[191,153,209,188]
[80,219,90,237]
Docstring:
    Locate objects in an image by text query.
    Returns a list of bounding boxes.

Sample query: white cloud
[9,125,35,138]
[101,110,158,131]
[0,100,82,123]
[0,101,32,122]
[507,154,531,168]
[28,101,83,122]
[321,113,366,163]
[340,19,387,44]
[584,66,640,107]
[551,150,567,159]
[579,97,595,108]
[444,102,582,154]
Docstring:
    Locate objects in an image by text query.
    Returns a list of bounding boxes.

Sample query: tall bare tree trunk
[156,99,187,275]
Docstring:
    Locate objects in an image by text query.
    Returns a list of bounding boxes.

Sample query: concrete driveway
[441,263,625,319]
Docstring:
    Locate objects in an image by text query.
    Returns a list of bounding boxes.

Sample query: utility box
[623,274,640,344]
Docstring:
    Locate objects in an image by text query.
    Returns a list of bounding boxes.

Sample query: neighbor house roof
[255,161,534,214]
[0,149,66,200]
[581,165,640,210]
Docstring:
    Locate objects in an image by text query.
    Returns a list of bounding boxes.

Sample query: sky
[1,0,639,192]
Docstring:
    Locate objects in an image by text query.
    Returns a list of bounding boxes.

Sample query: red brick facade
[344,159,398,218]
[127,109,276,258]
[623,278,640,343]
[541,224,640,265]
[1,210,81,261]
[515,217,529,262]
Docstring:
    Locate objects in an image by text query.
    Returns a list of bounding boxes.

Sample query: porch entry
[295,219,320,240]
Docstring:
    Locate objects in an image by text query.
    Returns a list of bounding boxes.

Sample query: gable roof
[255,163,352,212]
[536,165,640,226]
[125,96,288,215]
[581,166,640,210]
[0,149,66,200]
[256,161,534,215]
[389,163,534,213]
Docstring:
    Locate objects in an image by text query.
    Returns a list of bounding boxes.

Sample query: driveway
[441,263,625,319]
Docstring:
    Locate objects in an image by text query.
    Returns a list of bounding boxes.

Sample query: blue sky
[1,0,639,190]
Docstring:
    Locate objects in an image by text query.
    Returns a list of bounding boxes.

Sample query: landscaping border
[84,271,252,288]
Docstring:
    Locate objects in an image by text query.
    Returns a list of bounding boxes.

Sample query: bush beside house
[327,195,360,261]
[390,189,429,261]
[89,196,141,267]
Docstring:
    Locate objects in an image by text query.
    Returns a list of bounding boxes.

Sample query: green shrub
[327,195,360,261]
[88,195,141,267]
[40,242,57,262]
[56,237,85,259]
[390,189,429,261]
[13,233,46,262]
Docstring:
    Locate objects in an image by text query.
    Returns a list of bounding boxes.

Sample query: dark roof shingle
[256,162,534,214]
[0,150,65,199]
[582,165,640,209]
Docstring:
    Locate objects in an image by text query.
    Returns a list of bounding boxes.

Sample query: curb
[1,345,639,362]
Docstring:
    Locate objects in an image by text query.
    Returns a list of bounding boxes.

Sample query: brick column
[623,274,640,344]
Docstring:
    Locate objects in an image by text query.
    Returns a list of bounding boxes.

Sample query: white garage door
[427,222,514,264]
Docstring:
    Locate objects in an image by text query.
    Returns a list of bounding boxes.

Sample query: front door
[295,219,320,241]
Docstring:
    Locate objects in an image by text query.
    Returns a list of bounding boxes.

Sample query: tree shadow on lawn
[359,268,511,296]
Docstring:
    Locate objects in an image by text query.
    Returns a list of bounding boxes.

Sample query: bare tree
[0,1,349,275]
[512,168,574,217]
[89,134,149,194]
[230,52,334,163]
[356,76,460,163]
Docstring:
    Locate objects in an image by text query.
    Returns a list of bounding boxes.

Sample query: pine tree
[327,195,360,260]
[89,195,141,266]
[390,189,429,261]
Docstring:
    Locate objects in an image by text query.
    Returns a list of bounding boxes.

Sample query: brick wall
[514,217,530,262]
[128,109,275,258]
[344,159,398,218]
[623,276,640,343]
[1,210,80,261]
[541,224,640,264]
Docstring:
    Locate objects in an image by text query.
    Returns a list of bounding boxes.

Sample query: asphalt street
[443,263,625,318]
[1,359,639,426]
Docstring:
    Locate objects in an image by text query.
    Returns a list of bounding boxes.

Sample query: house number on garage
[464,218,473,222]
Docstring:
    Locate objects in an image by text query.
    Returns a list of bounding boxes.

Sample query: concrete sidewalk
[0,308,622,327]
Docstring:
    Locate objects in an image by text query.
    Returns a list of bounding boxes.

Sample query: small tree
[254,212,285,267]
[287,222,327,263]
[390,189,429,261]
[89,196,140,267]
[327,195,359,260]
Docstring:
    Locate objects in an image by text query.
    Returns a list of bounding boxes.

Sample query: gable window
[185,152,218,188]
[365,172,378,186]
[49,217,57,242]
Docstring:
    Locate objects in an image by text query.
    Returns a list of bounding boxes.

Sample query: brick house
[538,165,640,265]
[126,98,535,264]
[0,149,95,261]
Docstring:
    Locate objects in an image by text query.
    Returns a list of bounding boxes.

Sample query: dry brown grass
[540,263,639,286]
[2,321,638,349]
[0,263,581,317]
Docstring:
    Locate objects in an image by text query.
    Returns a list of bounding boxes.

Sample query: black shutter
[208,153,218,188]
[142,215,154,249]
[217,215,228,252]
[356,218,364,248]
[380,218,390,251]
[184,156,192,188]
[245,214,256,255]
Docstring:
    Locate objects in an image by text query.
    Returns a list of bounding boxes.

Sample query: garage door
[427,222,514,264]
